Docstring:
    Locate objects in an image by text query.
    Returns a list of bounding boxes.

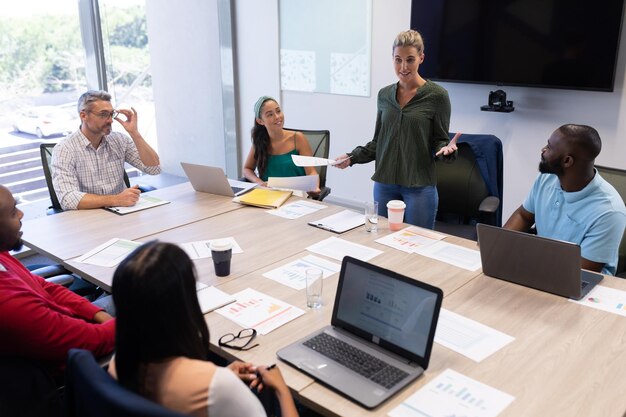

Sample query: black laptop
[277,256,443,409]
[476,223,603,300]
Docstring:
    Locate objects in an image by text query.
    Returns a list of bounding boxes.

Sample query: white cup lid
[209,239,232,251]
[386,200,406,209]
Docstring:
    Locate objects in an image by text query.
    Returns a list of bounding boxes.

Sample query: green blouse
[349,81,454,187]
[261,149,305,181]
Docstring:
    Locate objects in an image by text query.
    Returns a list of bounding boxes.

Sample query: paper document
[415,241,482,271]
[291,154,340,167]
[235,188,292,209]
[308,209,365,233]
[263,255,341,290]
[435,309,515,362]
[375,226,446,253]
[105,195,170,215]
[307,237,383,262]
[76,238,142,267]
[180,237,243,260]
[266,200,326,220]
[215,288,305,335]
[195,282,236,313]
[388,368,514,417]
[570,285,626,317]
[268,175,319,192]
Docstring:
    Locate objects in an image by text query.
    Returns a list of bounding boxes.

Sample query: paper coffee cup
[386,200,406,231]
[210,239,232,252]
[210,239,233,276]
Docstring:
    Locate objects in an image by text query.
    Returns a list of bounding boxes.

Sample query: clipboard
[104,195,170,215]
[308,209,365,233]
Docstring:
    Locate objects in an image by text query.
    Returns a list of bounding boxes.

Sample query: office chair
[284,128,331,201]
[40,143,155,216]
[595,165,626,278]
[66,349,187,417]
[434,135,502,241]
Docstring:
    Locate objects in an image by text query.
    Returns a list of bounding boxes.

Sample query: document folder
[235,188,292,209]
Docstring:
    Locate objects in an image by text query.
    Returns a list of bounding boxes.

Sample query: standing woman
[243,96,320,195]
[110,241,298,417]
[335,30,457,229]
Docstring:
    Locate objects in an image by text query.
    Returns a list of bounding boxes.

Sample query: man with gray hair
[504,124,626,275]
[51,90,161,210]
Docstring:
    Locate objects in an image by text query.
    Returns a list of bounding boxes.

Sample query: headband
[253,96,276,119]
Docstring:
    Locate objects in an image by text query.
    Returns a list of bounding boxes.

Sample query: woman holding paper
[334,30,458,229]
[243,96,320,196]
[110,241,299,417]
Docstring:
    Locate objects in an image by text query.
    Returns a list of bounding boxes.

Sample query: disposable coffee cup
[386,200,406,231]
[210,239,232,277]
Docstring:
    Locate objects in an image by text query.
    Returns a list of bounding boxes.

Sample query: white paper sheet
[306,237,383,262]
[263,255,341,290]
[291,154,341,166]
[195,282,236,313]
[268,175,319,192]
[180,237,243,260]
[266,200,327,219]
[570,285,626,317]
[415,240,482,271]
[76,238,142,267]
[435,309,515,362]
[215,288,305,335]
[375,226,447,253]
[388,369,514,417]
[105,195,170,215]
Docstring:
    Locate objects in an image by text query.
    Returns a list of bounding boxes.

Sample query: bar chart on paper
[388,369,514,417]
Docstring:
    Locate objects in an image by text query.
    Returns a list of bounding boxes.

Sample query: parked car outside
[12,106,78,138]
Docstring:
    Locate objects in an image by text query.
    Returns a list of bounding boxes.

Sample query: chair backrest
[40,143,131,213]
[284,128,330,188]
[436,142,490,223]
[66,349,187,417]
[595,165,626,276]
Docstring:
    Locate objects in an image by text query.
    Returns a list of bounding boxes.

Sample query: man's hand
[114,185,141,207]
[114,107,140,136]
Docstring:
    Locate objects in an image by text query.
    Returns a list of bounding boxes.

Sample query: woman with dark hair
[110,241,298,417]
[243,96,320,195]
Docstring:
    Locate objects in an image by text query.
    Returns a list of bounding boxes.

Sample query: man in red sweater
[0,184,115,369]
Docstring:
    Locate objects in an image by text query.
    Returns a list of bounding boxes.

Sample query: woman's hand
[435,132,461,157]
[333,154,351,169]
[227,361,257,384]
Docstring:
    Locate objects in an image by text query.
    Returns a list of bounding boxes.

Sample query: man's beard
[11,238,23,252]
[538,158,563,176]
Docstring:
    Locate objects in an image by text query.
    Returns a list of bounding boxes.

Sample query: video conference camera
[481,89,514,113]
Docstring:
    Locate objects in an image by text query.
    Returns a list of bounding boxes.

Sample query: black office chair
[434,134,502,241]
[595,165,626,278]
[40,143,155,216]
[283,128,331,201]
[66,349,187,417]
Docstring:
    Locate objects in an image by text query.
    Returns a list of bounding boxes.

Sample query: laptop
[277,256,443,409]
[180,162,257,197]
[476,223,603,300]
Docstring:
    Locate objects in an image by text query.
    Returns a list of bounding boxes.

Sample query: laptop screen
[333,257,442,365]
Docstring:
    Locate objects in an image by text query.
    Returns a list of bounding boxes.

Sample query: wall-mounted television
[410,0,625,92]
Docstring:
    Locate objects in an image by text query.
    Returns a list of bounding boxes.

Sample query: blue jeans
[373,182,438,229]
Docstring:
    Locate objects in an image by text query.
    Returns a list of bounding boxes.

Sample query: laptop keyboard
[303,332,409,389]
[231,186,244,194]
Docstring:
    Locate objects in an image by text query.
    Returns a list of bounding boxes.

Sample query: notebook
[180,162,257,197]
[277,256,443,409]
[476,223,603,300]
[235,188,292,209]
[195,282,236,314]
[104,194,170,215]
[308,209,365,233]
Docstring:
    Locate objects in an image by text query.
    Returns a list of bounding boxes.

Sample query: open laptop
[180,162,256,197]
[277,256,443,409]
[476,223,603,300]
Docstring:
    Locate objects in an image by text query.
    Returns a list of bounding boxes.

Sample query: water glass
[364,201,378,232]
[305,268,323,309]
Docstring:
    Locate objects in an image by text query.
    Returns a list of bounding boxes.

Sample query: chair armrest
[478,196,500,214]
[311,186,331,201]
[45,274,75,287]
[30,264,71,278]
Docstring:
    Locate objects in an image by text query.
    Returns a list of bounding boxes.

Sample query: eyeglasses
[218,328,259,351]
[88,110,119,120]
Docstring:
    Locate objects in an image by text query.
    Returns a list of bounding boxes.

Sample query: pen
[257,363,277,378]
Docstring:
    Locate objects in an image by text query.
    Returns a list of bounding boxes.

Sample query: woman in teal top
[243,96,320,194]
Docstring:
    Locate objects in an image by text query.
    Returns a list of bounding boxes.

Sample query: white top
[208,367,267,417]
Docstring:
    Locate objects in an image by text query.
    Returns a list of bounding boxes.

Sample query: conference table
[21,183,626,417]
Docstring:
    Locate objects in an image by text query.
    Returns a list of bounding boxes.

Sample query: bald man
[504,124,626,275]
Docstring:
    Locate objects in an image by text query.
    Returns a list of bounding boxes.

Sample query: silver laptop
[476,223,603,300]
[180,162,256,197]
[277,256,443,409]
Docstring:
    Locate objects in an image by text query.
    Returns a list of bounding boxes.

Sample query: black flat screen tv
[410,0,625,92]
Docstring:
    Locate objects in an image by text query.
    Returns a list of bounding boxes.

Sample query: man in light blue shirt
[504,124,626,275]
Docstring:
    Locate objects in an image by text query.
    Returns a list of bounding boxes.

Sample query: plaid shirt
[51,129,161,209]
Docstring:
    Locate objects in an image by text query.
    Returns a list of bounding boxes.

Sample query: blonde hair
[392,30,424,54]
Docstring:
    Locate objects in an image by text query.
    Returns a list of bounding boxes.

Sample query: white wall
[234,0,626,220]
